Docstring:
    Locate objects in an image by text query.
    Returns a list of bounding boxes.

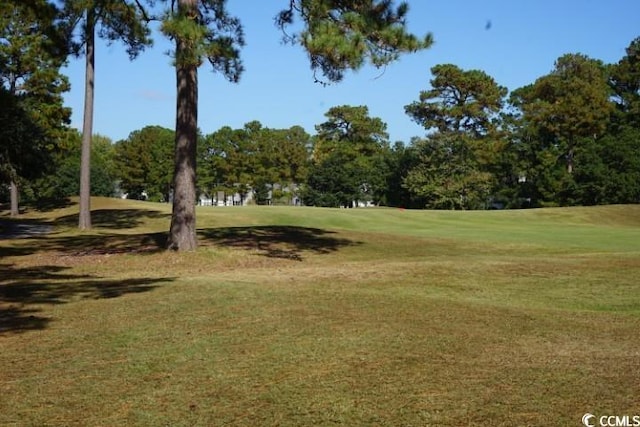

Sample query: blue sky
[62,0,640,143]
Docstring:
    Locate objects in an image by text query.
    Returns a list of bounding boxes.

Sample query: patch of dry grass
[1,199,639,425]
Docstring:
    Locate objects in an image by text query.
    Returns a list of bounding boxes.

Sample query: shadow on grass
[199,225,360,261]
[0,217,53,240]
[0,231,168,258]
[55,208,170,229]
[30,197,75,212]
[0,263,174,335]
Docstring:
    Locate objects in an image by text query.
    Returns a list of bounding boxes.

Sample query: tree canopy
[0,0,71,215]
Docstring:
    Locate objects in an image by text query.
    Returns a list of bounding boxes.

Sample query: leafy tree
[0,0,71,215]
[156,0,432,250]
[403,64,506,209]
[403,133,493,210]
[114,126,174,202]
[404,64,507,137]
[33,130,117,201]
[61,0,152,229]
[267,126,311,204]
[276,0,433,83]
[303,148,365,207]
[383,140,422,208]
[609,37,640,128]
[573,126,640,205]
[201,124,257,205]
[512,54,613,175]
[199,126,237,202]
[306,105,390,207]
[199,123,311,205]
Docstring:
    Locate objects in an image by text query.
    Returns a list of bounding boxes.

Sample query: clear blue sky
[62,0,640,143]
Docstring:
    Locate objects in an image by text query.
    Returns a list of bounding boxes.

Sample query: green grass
[1,199,640,426]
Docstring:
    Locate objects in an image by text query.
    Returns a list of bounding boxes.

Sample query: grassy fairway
[1,199,639,426]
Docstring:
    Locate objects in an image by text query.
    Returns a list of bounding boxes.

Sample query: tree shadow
[0,263,174,335]
[0,217,53,240]
[0,231,168,258]
[31,197,75,212]
[55,209,170,229]
[199,225,360,261]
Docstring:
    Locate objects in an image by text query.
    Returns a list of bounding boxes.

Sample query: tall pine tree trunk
[167,36,198,251]
[9,180,19,217]
[78,8,95,230]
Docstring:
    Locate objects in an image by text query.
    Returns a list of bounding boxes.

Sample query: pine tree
[159,0,432,250]
[61,0,152,229]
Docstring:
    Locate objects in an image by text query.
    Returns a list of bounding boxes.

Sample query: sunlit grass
[1,198,639,426]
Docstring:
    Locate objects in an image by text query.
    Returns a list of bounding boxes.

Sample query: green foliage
[160,0,244,79]
[511,54,613,174]
[199,122,311,204]
[114,126,175,202]
[403,65,506,209]
[30,130,117,201]
[403,133,493,210]
[0,0,71,210]
[61,0,152,59]
[573,126,640,205]
[382,140,423,208]
[276,0,433,82]
[303,148,363,207]
[609,37,640,128]
[305,105,389,207]
[404,64,507,136]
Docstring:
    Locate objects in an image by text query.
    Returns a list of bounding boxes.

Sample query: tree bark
[9,180,19,217]
[78,8,95,230]
[167,37,198,251]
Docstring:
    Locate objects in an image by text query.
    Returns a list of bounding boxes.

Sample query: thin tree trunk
[9,180,19,217]
[78,8,95,230]
[167,37,198,251]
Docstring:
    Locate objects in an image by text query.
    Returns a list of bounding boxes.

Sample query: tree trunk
[9,180,19,217]
[167,37,198,251]
[78,8,95,230]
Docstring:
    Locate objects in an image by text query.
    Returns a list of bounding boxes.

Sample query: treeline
[1,0,638,211]
[13,34,640,210]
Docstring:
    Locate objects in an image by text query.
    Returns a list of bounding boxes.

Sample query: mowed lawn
[1,198,639,426]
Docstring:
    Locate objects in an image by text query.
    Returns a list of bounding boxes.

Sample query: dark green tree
[61,0,152,229]
[33,130,117,202]
[306,105,390,207]
[609,37,640,128]
[572,124,640,205]
[158,0,432,250]
[403,64,506,209]
[383,140,423,208]
[0,0,71,216]
[512,54,613,175]
[199,123,311,206]
[114,126,174,202]
[303,148,365,207]
[405,64,507,137]
[403,133,494,210]
[267,126,311,204]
